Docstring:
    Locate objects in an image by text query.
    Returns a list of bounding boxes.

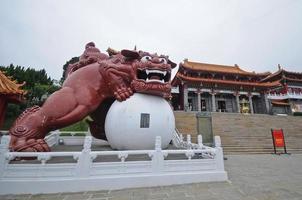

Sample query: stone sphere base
[105,93,175,150]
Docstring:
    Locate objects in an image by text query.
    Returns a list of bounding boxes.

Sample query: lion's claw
[10,136,50,152]
[114,85,134,101]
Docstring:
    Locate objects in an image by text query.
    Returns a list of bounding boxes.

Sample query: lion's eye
[159,58,167,64]
[141,56,152,63]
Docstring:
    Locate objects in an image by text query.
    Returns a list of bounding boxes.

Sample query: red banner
[272,130,285,147]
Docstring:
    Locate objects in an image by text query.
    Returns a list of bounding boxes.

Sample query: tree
[0,64,60,127]
[60,57,79,84]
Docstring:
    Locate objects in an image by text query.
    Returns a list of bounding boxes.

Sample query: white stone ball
[105,93,175,150]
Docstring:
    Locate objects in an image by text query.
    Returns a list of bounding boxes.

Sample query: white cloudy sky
[0,0,301,80]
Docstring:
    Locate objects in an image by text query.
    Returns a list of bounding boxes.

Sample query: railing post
[198,135,203,149]
[180,134,184,142]
[0,135,10,178]
[214,136,225,171]
[151,136,164,173]
[187,134,192,149]
[54,130,60,145]
[75,136,92,177]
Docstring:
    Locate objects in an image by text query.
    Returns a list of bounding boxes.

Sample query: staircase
[174,111,302,154]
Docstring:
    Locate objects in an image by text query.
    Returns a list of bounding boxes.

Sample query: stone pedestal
[196,112,213,146]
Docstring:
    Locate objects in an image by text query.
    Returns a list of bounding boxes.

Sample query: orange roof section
[181,60,271,76]
[260,69,282,82]
[261,67,302,82]
[0,70,26,95]
[177,73,281,87]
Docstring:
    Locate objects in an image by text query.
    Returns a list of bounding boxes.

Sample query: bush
[60,120,88,131]
[293,112,302,116]
[59,132,86,136]
[1,117,15,130]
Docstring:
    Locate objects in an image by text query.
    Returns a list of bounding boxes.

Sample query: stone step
[174,111,302,154]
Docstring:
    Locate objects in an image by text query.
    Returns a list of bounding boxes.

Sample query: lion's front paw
[114,85,134,101]
[10,136,50,152]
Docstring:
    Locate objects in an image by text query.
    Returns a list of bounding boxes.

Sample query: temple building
[263,68,302,114]
[0,70,26,128]
[171,59,302,115]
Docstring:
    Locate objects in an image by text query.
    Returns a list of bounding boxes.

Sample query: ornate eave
[261,67,302,82]
[0,70,26,103]
[176,72,281,88]
[180,60,271,77]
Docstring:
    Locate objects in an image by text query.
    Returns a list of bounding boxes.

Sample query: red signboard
[271,129,287,154]
[272,130,285,147]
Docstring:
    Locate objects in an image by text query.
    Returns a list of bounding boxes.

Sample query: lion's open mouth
[137,69,171,84]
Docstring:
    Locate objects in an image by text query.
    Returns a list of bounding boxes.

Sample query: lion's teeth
[146,79,165,83]
[145,69,167,76]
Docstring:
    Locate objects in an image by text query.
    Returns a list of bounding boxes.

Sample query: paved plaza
[1,154,302,200]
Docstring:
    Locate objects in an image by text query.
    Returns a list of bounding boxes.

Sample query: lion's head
[121,49,176,98]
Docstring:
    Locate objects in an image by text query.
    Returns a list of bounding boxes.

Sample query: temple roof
[181,60,271,76]
[0,70,26,95]
[176,73,281,88]
[260,67,302,82]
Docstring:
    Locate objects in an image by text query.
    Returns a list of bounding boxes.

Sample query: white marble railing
[172,129,215,159]
[267,92,302,100]
[0,134,227,195]
[45,130,108,146]
[0,130,88,136]
[0,130,108,146]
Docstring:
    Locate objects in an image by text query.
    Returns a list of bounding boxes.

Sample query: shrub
[293,112,302,116]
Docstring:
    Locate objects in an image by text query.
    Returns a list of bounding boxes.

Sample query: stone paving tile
[31,197,63,200]
[166,191,187,198]
[30,193,62,200]
[86,190,110,195]
[90,192,111,199]
[90,198,109,200]
[107,197,131,200]
[163,197,195,200]
[63,193,91,200]
[0,194,31,200]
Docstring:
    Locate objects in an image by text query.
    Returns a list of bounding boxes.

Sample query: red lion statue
[9,42,176,152]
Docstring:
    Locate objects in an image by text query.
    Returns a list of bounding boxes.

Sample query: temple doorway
[201,99,207,111]
[217,100,226,112]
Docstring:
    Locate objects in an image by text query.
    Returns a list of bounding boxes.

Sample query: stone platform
[2,154,302,200]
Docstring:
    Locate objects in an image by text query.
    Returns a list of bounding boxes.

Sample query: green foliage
[0,64,53,88]
[59,132,87,136]
[0,64,60,128]
[293,112,302,116]
[60,56,79,84]
[60,120,88,131]
[2,117,15,130]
